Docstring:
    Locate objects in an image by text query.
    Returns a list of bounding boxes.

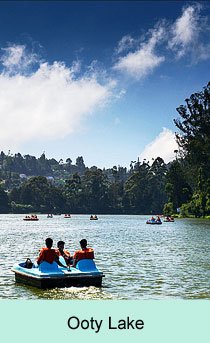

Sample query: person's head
[45,237,53,248]
[57,240,65,250]
[80,239,87,249]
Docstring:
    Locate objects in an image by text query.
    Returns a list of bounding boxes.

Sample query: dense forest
[0,82,209,217]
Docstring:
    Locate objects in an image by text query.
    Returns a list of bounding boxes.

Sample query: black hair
[80,239,87,248]
[57,240,65,247]
[45,237,53,248]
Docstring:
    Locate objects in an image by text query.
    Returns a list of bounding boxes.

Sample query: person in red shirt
[72,239,94,267]
[56,241,73,266]
[37,238,66,267]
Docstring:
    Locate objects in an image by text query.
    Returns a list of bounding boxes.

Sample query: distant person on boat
[156,216,161,222]
[72,239,94,267]
[37,238,66,267]
[56,241,73,266]
[90,215,98,220]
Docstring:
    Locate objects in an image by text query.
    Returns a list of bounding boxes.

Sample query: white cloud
[0,44,39,73]
[113,26,165,79]
[0,44,115,150]
[113,4,210,79]
[168,4,209,60]
[139,128,179,163]
[115,35,135,54]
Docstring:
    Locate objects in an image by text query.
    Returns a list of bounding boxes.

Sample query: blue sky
[0,1,210,168]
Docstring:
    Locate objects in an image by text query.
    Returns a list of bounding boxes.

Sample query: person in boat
[37,238,66,267]
[72,239,94,267]
[151,216,155,222]
[156,216,161,222]
[56,240,73,266]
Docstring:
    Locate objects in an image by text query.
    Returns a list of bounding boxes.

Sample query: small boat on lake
[23,215,39,221]
[146,220,162,225]
[47,214,53,218]
[64,214,71,218]
[163,216,175,222]
[90,215,98,220]
[146,216,162,224]
[11,258,104,289]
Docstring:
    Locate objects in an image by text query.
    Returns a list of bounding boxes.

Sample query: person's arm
[55,255,68,268]
[72,251,78,268]
[37,249,44,265]
[63,250,73,266]
[92,250,95,259]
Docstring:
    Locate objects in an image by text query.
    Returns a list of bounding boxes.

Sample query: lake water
[0,214,210,300]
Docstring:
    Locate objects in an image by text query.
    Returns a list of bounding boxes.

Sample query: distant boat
[146,216,162,224]
[163,217,175,222]
[47,214,53,218]
[146,220,162,225]
[64,214,71,218]
[23,215,39,221]
[90,215,98,220]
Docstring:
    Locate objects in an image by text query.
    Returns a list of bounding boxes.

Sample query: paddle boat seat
[76,259,99,272]
[38,261,60,273]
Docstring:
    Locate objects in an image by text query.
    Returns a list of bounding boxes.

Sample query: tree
[148,157,167,213]
[124,161,151,214]
[82,169,109,213]
[173,82,210,216]
[63,173,83,212]
[0,186,10,213]
[165,160,192,211]
[76,156,86,174]
[19,176,65,212]
[174,82,210,173]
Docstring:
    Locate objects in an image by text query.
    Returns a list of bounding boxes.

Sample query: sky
[0,1,210,169]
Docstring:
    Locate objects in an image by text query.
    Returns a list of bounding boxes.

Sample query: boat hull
[146,221,162,224]
[23,218,39,221]
[14,271,103,289]
[12,259,104,289]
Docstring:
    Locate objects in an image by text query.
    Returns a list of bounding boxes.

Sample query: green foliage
[63,173,83,212]
[10,202,34,214]
[124,158,167,214]
[163,202,174,216]
[13,176,65,213]
[171,82,210,217]
[4,159,168,214]
[0,186,10,213]
[165,160,192,209]
[82,169,110,213]
[174,82,210,171]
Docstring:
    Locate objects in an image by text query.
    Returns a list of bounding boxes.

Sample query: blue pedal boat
[11,259,104,289]
[146,220,162,224]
